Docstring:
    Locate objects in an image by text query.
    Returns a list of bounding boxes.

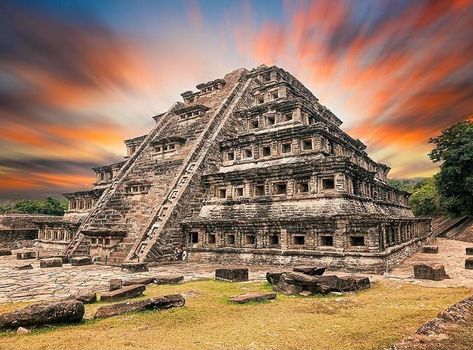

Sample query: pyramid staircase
[63,103,179,258]
[126,71,254,263]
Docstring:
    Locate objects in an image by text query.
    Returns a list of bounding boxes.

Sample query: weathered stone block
[15,264,33,270]
[68,292,97,304]
[123,277,156,286]
[39,258,63,268]
[273,274,304,295]
[338,276,371,292]
[94,294,185,318]
[293,266,326,276]
[465,258,473,270]
[0,249,12,256]
[100,284,146,302]
[215,268,248,282]
[155,275,184,285]
[0,300,84,329]
[230,292,277,304]
[422,246,439,254]
[16,251,36,260]
[414,263,449,280]
[266,271,287,285]
[466,247,473,256]
[121,262,148,273]
[71,256,92,266]
[109,279,122,291]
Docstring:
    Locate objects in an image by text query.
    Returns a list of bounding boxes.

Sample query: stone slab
[71,256,92,266]
[123,277,156,286]
[121,262,148,273]
[466,247,473,256]
[16,251,36,260]
[15,264,33,270]
[293,266,326,276]
[68,292,97,304]
[422,246,439,254]
[39,258,63,268]
[94,294,185,318]
[100,284,146,302]
[154,275,184,285]
[230,292,276,304]
[414,263,449,281]
[215,268,248,282]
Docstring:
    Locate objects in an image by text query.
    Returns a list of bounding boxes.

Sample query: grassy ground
[0,279,471,350]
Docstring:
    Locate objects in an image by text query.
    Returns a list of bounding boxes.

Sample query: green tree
[409,178,440,216]
[13,200,43,214]
[429,120,473,217]
[40,197,67,216]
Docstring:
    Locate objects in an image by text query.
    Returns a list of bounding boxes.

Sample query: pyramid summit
[37,65,431,273]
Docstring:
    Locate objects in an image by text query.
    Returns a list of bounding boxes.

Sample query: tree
[429,120,473,217]
[409,178,440,216]
[7,197,67,216]
[41,197,67,216]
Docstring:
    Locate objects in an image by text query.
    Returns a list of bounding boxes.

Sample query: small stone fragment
[215,268,249,282]
[109,279,122,291]
[100,284,146,302]
[230,292,276,303]
[422,246,439,254]
[69,292,97,304]
[414,263,449,280]
[16,251,36,260]
[15,264,33,270]
[154,275,184,285]
[121,262,148,273]
[16,327,30,334]
[0,249,12,256]
[39,258,62,268]
[466,247,473,256]
[70,256,92,266]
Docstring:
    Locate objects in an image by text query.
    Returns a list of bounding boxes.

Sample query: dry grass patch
[0,279,471,350]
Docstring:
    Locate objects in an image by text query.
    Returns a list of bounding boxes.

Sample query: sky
[0,0,472,199]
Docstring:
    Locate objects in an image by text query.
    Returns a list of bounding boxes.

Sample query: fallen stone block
[293,266,326,276]
[68,292,97,304]
[0,249,12,256]
[109,279,122,291]
[215,268,248,282]
[230,292,277,304]
[0,300,84,330]
[266,271,287,285]
[155,275,184,285]
[94,294,185,318]
[15,264,33,270]
[414,263,449,281]
[16,251,36,260]
[39,258,62,268]
[71,256,92,266]
[273,274,304,295]
[465,258,473,270]
[100,284,146,302]
[123,277,156,286]
[422,246,439,254]
[121,262,148,273]
[338,276,371,292]
[307,275,342,294]
[466,247,473,256]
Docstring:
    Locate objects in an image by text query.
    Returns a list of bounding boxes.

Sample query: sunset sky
[1,0,472,199]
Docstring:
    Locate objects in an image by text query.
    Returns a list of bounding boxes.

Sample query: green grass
[0,280,471,350]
